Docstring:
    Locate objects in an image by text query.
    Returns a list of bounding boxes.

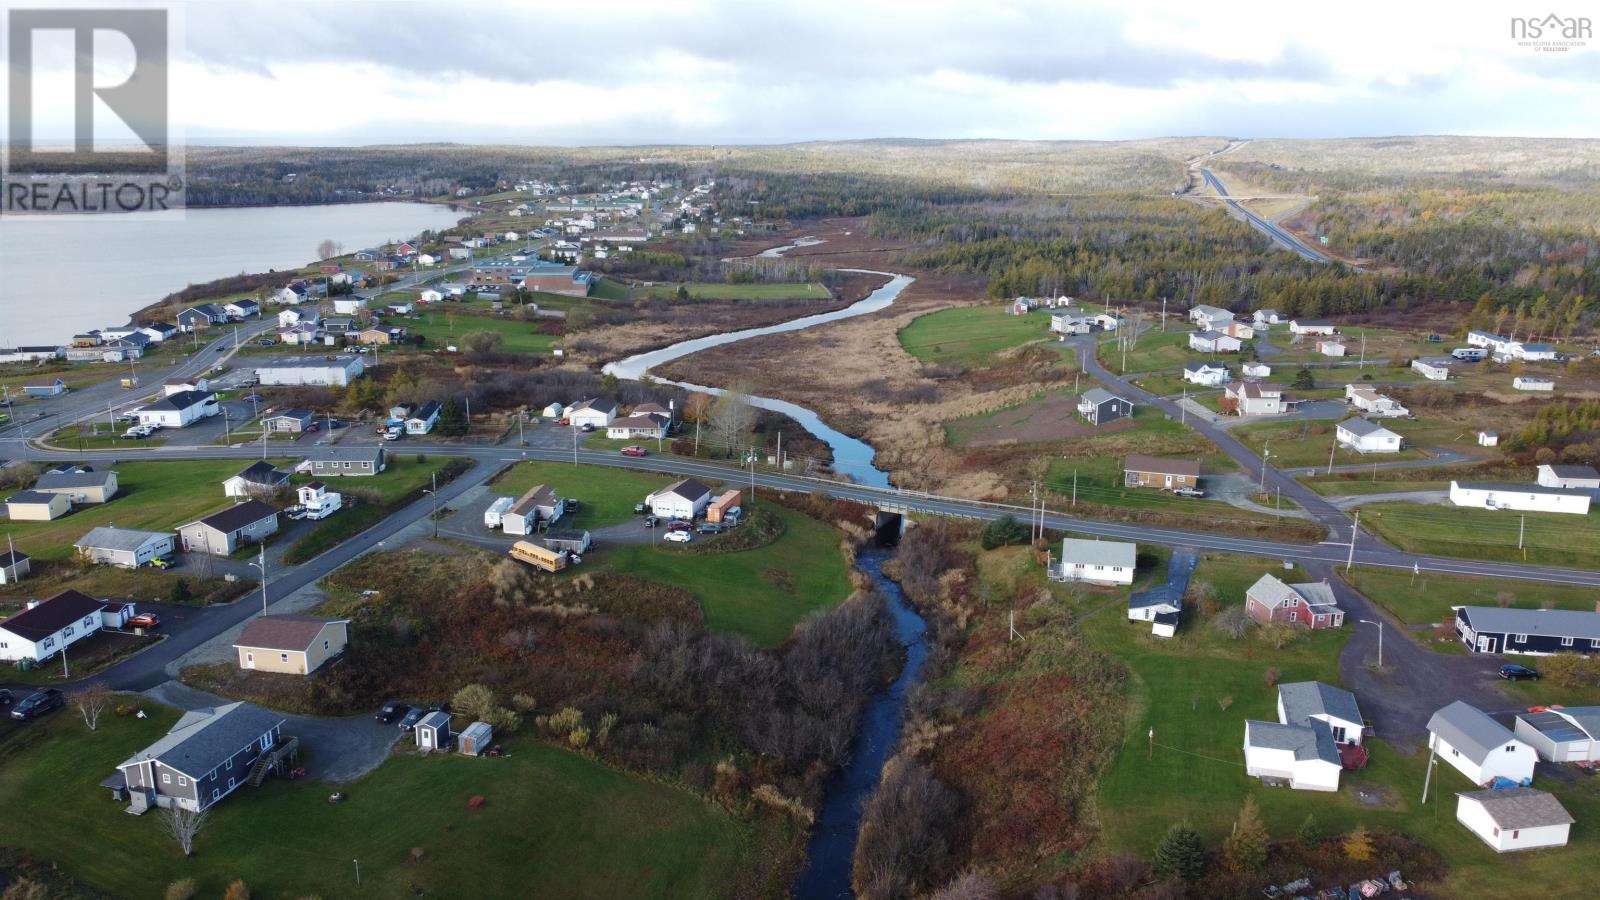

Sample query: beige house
[233,615,350,675]
[5,490,71,522]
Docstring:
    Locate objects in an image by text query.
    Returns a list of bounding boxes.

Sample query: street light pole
[249,546,269,614]
[1360,618,1384,668]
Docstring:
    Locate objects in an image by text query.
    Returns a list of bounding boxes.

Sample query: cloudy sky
[10,0,1600,145]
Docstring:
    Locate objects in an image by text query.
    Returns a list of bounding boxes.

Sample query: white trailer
[483,496,515,529]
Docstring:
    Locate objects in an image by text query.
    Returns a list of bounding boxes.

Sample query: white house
[1412,357,1453,381]
[1242,361,1272,378]
[255,356,365,387]
[1224,381,1286,416]
[1514,376,1554,392]
[1499,341,1559,362]
[405,401,441,435]
[1455,788,1573,853]
[1513,707,1600,763]
[0,590,109,663]
[502,485,565,535]
[1182,362,1228,387]
[1222,320,1255,340]
[1428,701,1536,787]
[1049,538,1136,586]
[1253,309,1283,327]
[1536,464,1600,490]
[222,300,259,319]
[606,415,667,440]
[1468,330,1510,351]
[1317,340,1347,358]
[1289,319,1337,336]
[1189,330,1242,353]
[223,462,290,498]
[1188,305,1234,331]
[646,479,712,520]
[268,287,300,306]
[1345,385,1409,418]
[1093,312,1123,332]
[419,289,443,304]
[332,297,367,316]
[1478,431,1499,447]
[1336,418,1403,454]
[276,307,318,328]
[566,398,617,429]
[137,391,219,429]
[1050,313,1092,335]
[1245,681,1363,792]
[1449,480,1592,515]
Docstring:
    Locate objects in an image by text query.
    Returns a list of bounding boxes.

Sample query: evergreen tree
[1223,796,1269,873]
[1343,826,1375,863]
[1152,822,1206,881]
[435,398,468,437]
[169,578,193,605]
[1297,813,1320,848]
[979,515,1029,550]
[1292,367,1316,390]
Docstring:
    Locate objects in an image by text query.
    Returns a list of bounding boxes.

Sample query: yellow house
[233,615,349,675]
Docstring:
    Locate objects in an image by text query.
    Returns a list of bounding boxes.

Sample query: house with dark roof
[1245,573,1345,630]
[34,467,118,504]
[1076,388,1134,426]
[309,445,386,477]
[605,414,667,440]
[1428,701,1535,786]
[1536,463,1600,490]
[112,702,288,813]
[566,398,618,429]
[0,549,31,585]
[0,590,108,662]
[74,526,174,568]
[136,390,219,429]
[1336,417,1403,454]
[262,408,314,433]
[5,490,71,522]
[405,400,441,435]
[1514,706,1600,763]
[233,615,349,675]
[177,500,280,556]
[1456,787,1573,852]
[1456,606,1600,655]
[1225,380,1287,416]
[176,304,227,331]
[223,462,291,498]
[646,478,712,520]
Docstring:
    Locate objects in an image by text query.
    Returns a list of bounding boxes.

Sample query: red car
[128,613,161,629]
[620,446,648,457]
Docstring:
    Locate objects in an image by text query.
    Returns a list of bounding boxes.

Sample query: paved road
[1197,167,1332,264]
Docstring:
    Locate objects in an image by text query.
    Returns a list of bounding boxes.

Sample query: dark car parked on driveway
[1499,663,1541,681]
[10,689,64,721]
[696,523,725,535]
[375,700,407,724]
[398,706,429,731]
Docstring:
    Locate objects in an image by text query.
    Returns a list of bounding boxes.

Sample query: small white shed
[458,721,494,756]
[415,710,451,752]
[1456,787,1573,852]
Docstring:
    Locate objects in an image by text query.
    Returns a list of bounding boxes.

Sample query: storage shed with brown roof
[233,615,349,675]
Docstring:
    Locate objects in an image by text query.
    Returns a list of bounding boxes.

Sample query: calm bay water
[0,202,466,346]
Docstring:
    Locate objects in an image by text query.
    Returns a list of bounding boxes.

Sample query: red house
[1245,573,1345,630]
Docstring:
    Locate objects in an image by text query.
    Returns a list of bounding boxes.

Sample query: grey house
[74,526,175,568]
[309,446,386,477]
[111,702,289,813]
[1077,388,1135,426]
[178,500,280,555]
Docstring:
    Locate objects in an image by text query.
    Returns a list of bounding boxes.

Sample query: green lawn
[382,312,557,355]
[1233,419,1430,470]
[588,276,632,301]
[1344,566,1600,626]
[1360,502,1600,570]
[897,306,1057,368]
[1098,329,1200,374]
[1,460,289,561]
[1087,553,1600,898]
[1042,453,1294,526]
[0,708,774,900]
[640,282,830,301]
[606,504,853,647]
[490,461,680,531]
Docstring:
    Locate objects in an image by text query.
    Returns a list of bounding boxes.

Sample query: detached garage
[1456,787,1573,853]
[1514,707,1600,763]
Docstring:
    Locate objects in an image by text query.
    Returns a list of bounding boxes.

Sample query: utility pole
[428,471,439,539]
[748,447,756,502]
[256,546,269,614]
[1160,297,1167,332]
[1072,469,1078,507]
[1346,510,1361,572]
[1519,514,1525,550]
[1421,741,1438,804]
[1260,443,1270,492]
[776,432,782,472]
[261,428,268,459]
[571,425,578,465]
[222,407,231,444]
[1326,439,1337,475]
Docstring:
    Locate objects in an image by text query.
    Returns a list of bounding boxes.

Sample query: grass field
[1344,566,1600,626]
[607,504,853,647]
[1042,453,1293,525]
[0,708,776,900]
[588,276,632,301]
[640,282,830,301]
[490,461,683,531]
[1085,553,1600,898]
[381,312,557,355]
[897,306,1058,368]
[1098,329,1200,374]
[1360,502,1600,570]
[1233,419,1431,469]
[1,460,287,561]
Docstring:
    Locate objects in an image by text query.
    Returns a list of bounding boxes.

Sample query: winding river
[602,255,930,896]
[602,270,913,488]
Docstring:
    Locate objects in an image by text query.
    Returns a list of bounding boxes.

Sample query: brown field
[946,394,1118,448]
